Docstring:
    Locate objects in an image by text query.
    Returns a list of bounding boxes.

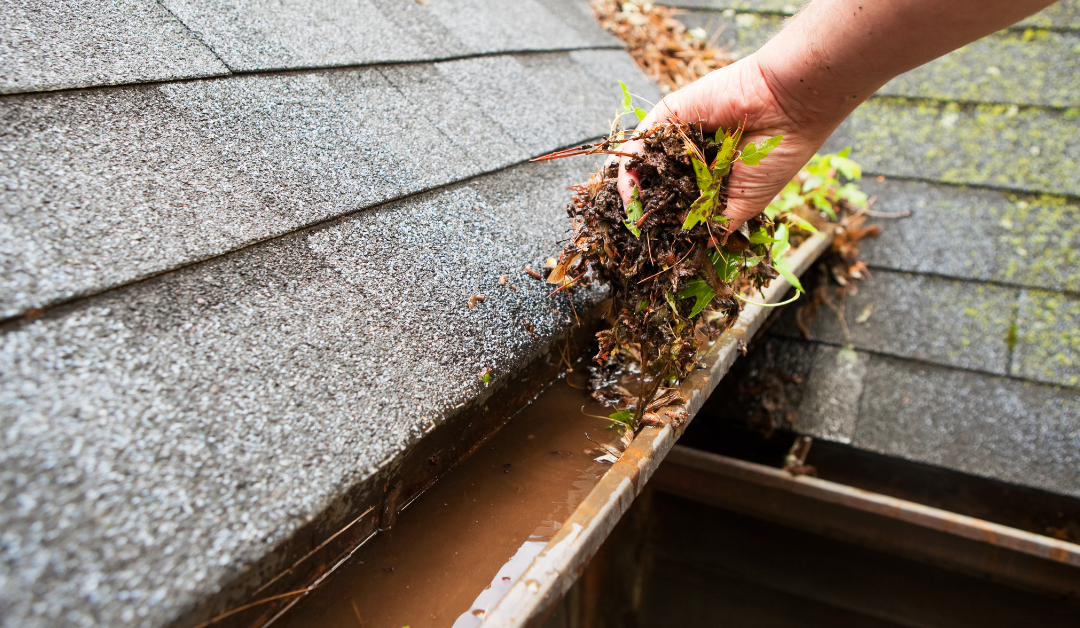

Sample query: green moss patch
[835,98,1080,197]
[1013,290,1080,387]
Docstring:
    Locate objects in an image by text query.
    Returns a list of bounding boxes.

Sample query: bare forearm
[757,0,1056,125]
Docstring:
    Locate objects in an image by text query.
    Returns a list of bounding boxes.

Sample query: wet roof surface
[676,1,1080,497]
[0,2,659,626]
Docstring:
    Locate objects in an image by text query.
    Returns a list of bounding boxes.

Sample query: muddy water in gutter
[274,374,617,628]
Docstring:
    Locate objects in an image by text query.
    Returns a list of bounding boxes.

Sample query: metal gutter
[652,445,1080,599]
[480,230,834,627]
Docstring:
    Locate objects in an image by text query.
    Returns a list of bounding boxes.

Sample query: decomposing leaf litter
[533,84,801,430]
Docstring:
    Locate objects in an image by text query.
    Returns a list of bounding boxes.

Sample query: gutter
[481,229,834,627]
[651,445,1080,598]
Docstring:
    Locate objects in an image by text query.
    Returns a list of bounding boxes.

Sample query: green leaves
[624,186,644,236]
[766,149,867,228]
[832,147,862,180]
[683,153,721,230]
[771,223,791,259]
[786,212,818,233]
[802,175,825,193]
[770,223,804,293]
[677,279,716,318]
[619,80,649,122]
[740,135,782,166]
[710,248,741,283]
[712,129,740,177]
[619,80,632,113]
[609,409,633,428]
[681,187,715,230]
[691,155,713,192]
[749,227,779,244]
[837,182,868,206]
[682,128,782,231]
[773,254,803,293]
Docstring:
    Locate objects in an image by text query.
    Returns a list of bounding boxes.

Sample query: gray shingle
[774,270,1017,375]
[0,0,228,95]
[880,30,1080,108]
[854,355,1080,498]
[824,98,1080,197]
[1012,289,1080,387]
[676,10,1080,104]
[433,55,592,157]
[0,156,600,628]
[0,85,273,320]
[856,178,1080,293]
[159,0,619,72]
[795,345,868,444]
[537,0,625,47]
[0,51,658,319]
[674,10,783,59]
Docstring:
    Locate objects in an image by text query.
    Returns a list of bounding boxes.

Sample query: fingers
[610,56,810,228]
[614,78,718,205]
[613,139,642,202]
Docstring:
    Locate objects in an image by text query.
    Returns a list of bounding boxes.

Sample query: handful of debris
[534,95,796,429]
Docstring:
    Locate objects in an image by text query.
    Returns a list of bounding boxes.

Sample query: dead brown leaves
[592,0,734,94]
[796,203,883,338]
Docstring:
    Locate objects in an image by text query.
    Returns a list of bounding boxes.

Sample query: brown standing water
[273,373,619,628]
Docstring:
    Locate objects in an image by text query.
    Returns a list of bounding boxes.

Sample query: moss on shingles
[1013,290,1080,387]
[838,97,1080,197]
[995,193,1080,292]
[879,29,1080,108]
[857,180,1080,292]
[787,271,1017,375]
[679,0,1080,29]
[950,283,1019,366]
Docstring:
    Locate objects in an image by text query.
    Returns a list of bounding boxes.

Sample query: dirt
[540,121,781,428]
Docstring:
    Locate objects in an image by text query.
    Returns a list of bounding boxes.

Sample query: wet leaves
[541,119,785,429]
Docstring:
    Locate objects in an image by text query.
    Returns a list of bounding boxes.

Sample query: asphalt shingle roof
[159,0,619,72]
[0,2,660,626]
[1,50,636,320]
[0,0,229,94]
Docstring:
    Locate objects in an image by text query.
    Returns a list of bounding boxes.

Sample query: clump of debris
[534,83,798,430]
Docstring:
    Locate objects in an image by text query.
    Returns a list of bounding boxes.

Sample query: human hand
[613,54,843,231]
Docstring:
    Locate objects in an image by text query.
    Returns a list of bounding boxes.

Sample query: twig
[584,432,621,457]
